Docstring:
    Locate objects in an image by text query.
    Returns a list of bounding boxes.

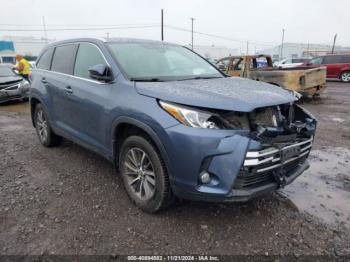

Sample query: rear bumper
[300,84,327,97]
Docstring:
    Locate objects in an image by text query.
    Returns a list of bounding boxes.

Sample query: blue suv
[30,38,316,213]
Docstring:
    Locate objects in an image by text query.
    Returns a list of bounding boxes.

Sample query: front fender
[111,116,173,178]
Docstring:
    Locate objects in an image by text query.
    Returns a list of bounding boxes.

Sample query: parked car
[30,38,317,213]
[0,64,30,103]
[309,54,350,82]
[274,58,311,68]
[216,55,326,97]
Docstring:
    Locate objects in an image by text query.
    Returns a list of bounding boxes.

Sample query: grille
[251,106,280,128]
[0,82,20,91]
[233,136,312,189]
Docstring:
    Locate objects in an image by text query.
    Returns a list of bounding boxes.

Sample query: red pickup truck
[309,54,350,82]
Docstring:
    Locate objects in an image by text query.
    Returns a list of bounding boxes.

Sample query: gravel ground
[0,81,349,257]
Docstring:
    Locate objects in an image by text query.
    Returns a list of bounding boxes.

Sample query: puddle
[0,102,29,113]
[332,117,345,123]
[280,147,350,228]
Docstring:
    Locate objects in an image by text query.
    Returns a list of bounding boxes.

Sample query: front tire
[119,135,174,213]
[340,71,350,83]
[34,103,62,147]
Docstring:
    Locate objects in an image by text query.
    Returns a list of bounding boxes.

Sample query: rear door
[229,57,245,77]
[35,46,71,127]
[65,42,114,153]
[48,44,79,131]
[322,56,342,78]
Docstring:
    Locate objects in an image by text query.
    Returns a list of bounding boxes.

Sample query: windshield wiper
[178,76,223,81]
[130,77,164,82]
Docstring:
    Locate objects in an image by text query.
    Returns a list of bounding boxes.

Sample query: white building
[192,45,238,60]
[0,36,53,57]
[259,42,350,61]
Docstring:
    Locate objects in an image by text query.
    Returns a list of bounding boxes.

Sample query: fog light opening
[200,171,211,184]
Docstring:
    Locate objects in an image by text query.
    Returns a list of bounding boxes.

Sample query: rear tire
[34,103,62,147]
[119,135,174,213]
[340,71,350,83]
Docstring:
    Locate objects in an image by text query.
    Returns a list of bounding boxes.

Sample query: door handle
[41,78,47,84]
[65,86,73,94]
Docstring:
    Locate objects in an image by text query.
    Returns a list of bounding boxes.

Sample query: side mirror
[88,64,114,82]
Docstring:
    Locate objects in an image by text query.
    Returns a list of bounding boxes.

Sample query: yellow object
[18,58,31,75]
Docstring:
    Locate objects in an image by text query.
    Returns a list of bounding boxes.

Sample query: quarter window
[37,48,54,70]
[74,44,107,79]
[51,44,78,74]
[340,56,350,63]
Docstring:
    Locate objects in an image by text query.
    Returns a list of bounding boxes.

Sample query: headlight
[159,101,219,129]
[19,79,30,89]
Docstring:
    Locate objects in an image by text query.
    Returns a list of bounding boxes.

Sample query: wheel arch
[30,96,43,127]
[340,70,350,81]
[111,117,171,175]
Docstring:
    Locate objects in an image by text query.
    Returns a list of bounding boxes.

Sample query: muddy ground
[0,81,349,257]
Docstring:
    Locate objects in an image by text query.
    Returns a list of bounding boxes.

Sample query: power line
[0,24,160,32]
[0,23,160,27]
[164,25,276,47]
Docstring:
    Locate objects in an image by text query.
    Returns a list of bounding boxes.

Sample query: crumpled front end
[168,103,316,202]
[0,79,30,103]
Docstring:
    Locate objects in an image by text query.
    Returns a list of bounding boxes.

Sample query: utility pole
[42,16,48,44]
[190,17,195,50]
[331,34,337,54]
[280,28,285,60]
[161,9,164,41]
[246,41,249,55]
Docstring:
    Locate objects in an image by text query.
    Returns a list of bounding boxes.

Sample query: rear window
[37,48,54,70]
[323,56,342,64]
[51,44,78,74]
[251,57,269,68]
[293,58,310,63]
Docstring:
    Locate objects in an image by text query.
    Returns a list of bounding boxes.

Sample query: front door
[228,57,244,77]
[63,43,114,153]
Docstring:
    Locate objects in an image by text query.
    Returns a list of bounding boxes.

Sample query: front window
[0,67,16,77]
[74,43,107,79]
[108,42,223,81]
[311,57,323,65]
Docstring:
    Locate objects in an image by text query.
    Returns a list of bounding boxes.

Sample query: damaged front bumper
[0,81,30,103]
[168,105,316,203]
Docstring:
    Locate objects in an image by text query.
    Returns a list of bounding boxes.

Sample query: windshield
[0,67,15,77]
[108,42,223,81]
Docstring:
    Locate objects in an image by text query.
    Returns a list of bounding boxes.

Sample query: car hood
[0,76,23,85]
[135,77,296,112]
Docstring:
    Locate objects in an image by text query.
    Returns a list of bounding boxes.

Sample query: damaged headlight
[159,101,250,129]
[19,79,30,90]
[160,101,219,128]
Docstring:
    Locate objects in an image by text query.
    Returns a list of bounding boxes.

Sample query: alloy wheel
[36,109,48,143]
[123,147,156,201]
[341,72,350,82]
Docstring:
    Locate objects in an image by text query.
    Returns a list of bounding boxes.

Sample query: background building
[259,42,350,61]
[0,35,53,58]
[192,45,238,60]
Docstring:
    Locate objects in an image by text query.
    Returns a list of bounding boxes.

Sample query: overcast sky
[1,0,349,51]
